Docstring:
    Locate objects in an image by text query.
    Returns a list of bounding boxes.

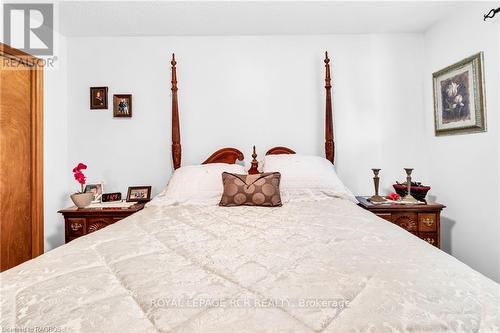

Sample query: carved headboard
[170,52,334,169]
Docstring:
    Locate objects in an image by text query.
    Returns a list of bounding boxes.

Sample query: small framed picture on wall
[113,94,132,118]
[90,87,108,109]
[127,186,152,202]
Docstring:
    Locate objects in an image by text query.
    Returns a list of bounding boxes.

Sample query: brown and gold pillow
[219,172,282,207]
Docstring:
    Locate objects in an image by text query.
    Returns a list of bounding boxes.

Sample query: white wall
[44,32,71,251]
[64,34,425,200]
[423,3,500,282]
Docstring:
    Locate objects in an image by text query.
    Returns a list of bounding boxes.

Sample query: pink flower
[72,163,87,173]
[74,171,85,185]
[72,163,87,192]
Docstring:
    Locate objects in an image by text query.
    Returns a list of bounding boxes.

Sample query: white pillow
[148,163,246,206]
[262,154,357,203]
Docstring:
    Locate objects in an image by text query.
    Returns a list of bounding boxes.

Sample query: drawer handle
[424,237,435,245]
[71,222,83,231]
[422,217,434,227]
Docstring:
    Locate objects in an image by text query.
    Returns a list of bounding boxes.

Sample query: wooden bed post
[171,53,181,169]
[324,51,334,164]
[248,146,259,174]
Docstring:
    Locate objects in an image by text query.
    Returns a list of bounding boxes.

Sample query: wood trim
[324,51,334,164]
[171,54,181,169]
[202,148,244,165]
[0,43,38,66]
[31,62,44,257]
[266,146,296,155]
[0,42,44,257]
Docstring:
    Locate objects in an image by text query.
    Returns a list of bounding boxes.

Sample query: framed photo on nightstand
[127,186,151,202]
[84,182,104,203]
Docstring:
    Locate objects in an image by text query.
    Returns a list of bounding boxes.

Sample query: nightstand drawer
[391,212,417,232]
[86,218,114,233]
[375,213,392,222]
[59,203,146,244]
[418,213,437,231]
[356,197,444,249]
[420,232,438,247]
[67,218,86,237]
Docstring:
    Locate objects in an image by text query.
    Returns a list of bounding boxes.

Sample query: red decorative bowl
[393,184,431,202]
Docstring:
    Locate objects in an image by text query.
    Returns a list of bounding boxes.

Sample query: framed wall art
[432,52,486,136]
[113,94,132,118]
[90,87,108,109]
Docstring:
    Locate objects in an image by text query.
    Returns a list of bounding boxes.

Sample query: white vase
[70,192,93,208]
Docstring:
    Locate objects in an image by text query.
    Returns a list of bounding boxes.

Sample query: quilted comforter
[1,198,499,332]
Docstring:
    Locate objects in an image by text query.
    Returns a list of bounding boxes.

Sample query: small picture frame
[84,182,104,203]
[90,87,108,109]
[127,186,152,202]
[113,94,132,118]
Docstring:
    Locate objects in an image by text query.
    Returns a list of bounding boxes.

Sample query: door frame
[0,43,44,258]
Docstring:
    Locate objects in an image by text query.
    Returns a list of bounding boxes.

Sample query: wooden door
[0,43,43,271]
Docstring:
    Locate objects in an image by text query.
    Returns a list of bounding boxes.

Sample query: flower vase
[70,192,93,208]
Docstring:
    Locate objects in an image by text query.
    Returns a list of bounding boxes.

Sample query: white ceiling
[58,1,473,37]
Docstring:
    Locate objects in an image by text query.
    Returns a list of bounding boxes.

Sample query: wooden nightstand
[58,203,145,243]
[356,196,445,248]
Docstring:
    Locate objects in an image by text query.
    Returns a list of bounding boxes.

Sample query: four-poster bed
[169,52,335,168]
[1,52,498,333]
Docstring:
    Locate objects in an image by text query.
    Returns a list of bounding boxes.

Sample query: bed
[1,54,498,333]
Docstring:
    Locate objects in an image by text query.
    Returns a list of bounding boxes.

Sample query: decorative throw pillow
[219,172,282,207]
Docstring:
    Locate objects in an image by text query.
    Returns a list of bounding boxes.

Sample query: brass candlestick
[402,168,418,203]
[369,168,386,203]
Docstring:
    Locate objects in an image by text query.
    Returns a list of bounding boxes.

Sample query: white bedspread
[1,199,499,332]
